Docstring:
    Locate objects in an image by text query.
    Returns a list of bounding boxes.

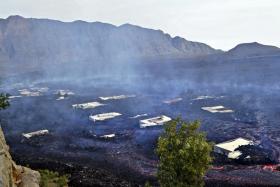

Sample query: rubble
[140,115,172,128]
[56,90,74,100]
[214,138,254,159]
[99,95,136,101]
[202,105,234,113]
[56,90,75,96]
[30,87,49,93]
[72,102,105,109]
[22,130,49,139]
[163,97,182,104]
[19,89,41,97]
[89,112,122,122]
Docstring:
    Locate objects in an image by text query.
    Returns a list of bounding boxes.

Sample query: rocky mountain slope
[226,42,280,59]
[0,15,219,66]
[0,126,40,187]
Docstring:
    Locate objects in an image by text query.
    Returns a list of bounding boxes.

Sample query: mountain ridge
[0,15,279,68]
[0,15,220,66]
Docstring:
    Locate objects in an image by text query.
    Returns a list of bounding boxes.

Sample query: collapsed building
[140,115,171,128]
[18,89,41,97]
[214,138,254,159]
[202,106,234,113]
[22,129,49,139]
[56,90,75,100]
[89,112,122,122]
[72,102,104,109]
[18,87,50,97]
[99,95,136,101]
[30,87,49,93]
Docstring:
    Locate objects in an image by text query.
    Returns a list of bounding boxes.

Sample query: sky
[0,0,279,50]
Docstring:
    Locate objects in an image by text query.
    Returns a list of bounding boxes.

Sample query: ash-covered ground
[1,76,280,187]
[1,56,280,187]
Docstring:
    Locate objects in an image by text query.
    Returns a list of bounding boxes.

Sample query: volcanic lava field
[1,78,280,186]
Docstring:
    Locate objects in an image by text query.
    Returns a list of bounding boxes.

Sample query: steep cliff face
[0,15,220,66]
[0,126,40,187]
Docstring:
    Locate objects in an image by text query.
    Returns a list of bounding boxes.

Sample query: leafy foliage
[144,181,152,187]
[39,169,69,187]
[156,117,213,187]
[0,93,9,110]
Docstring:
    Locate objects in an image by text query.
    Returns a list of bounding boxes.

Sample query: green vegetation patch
[39,169,69,187]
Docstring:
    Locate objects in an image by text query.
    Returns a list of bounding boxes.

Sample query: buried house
[99,95,136,101]
[140,115,172,128]
[214,137,254,159]
[89,112,122,122]
[72,102,104,109]
[202,105,234,113]
[22,129,49,139]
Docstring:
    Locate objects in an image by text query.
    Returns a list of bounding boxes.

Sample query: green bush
[156,117,213,187]
[0,93,9,110]
[39,169,69,187]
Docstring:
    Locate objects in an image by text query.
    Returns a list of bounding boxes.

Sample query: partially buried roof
[215,137,253,152]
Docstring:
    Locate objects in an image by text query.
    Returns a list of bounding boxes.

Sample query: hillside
[0,15,219,66]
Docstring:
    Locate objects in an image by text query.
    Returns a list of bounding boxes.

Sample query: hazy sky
[1,0,279,50]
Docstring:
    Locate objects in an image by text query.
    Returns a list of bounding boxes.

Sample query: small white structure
[99,95,136,101]
[129,114,148,119]
[19,89,41,97]
[56,90,74,100]
[72,102,104,109]
[214,138,254,159]
[201,106,234,113]
[100,134,116,139]
[140,115,172,128]
[163,98,183,104]
[8,95,22,99]
[22,130,49,139]
[57,90,75,96]
[30,87,49,93]
[192,96,215,100]
[89,112,122,122]
[192,96,225,101]
[56,96,65,101]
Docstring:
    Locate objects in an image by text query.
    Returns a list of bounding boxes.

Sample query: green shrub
[39,169,69,187]
[156,117,213,187]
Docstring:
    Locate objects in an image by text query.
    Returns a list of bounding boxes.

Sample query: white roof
[19,89,41,97]
[99,95,136,101]
[228,151,242,159]
[22,129,49,139]
[192,96,215,100]
[89,112,122,121]
[163,98,183,104]
[202,105,234,113]
[140,115,171,128]
[72,102,104,109]
[100,134,115,138]
[57,90,75,96]
[215,138,253,152]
